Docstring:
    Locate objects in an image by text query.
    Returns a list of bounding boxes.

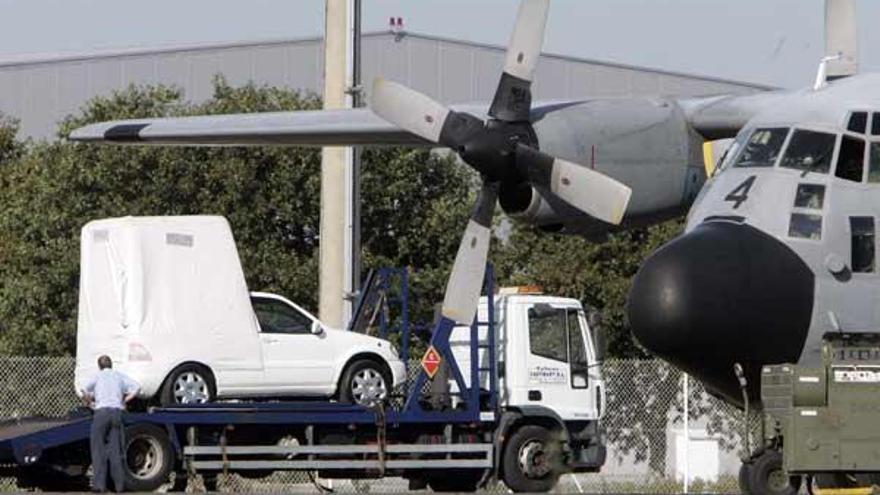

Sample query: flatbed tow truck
[0,267,607,492]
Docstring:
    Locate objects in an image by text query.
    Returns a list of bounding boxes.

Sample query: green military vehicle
[757,333,880,494]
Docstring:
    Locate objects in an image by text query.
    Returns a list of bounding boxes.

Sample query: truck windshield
[528,307,568,362]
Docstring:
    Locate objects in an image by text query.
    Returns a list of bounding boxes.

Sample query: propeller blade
[516,144,632,225]
[504,0,550,82]
[441,183,498,325]
[489,0,550,122]
[370,78,451,143]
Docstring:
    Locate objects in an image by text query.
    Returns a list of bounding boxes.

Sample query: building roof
[0,30,775,91]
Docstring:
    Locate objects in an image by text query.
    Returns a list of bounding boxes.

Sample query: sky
[0,0,878,89]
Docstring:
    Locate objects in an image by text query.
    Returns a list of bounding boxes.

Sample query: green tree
[0,78,471,355]
[0,113,24,166]
[493,220,681,358]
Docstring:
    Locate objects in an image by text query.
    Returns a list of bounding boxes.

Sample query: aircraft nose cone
[628,221,814,404]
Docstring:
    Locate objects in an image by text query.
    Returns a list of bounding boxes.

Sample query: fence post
[683,372,690,494]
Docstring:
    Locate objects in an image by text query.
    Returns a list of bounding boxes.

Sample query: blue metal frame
[399,264,496,422]
[347,267,410,362]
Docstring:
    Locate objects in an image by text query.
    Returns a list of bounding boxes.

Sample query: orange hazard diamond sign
[421,345,442,378]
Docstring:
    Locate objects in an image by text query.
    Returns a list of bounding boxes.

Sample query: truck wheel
[748,450,800,495]
[338,359,391,407]
[427,469,484,492]
[124,423,174,492]
[502,425,562,493]
[160,364,216,406]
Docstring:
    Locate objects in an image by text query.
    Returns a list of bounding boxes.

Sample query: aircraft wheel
[748,450,800,495]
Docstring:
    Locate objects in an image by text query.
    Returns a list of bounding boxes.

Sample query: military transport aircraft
[71,0,869,492]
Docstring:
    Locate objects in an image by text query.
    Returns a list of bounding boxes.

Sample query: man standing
[81,355,140,493]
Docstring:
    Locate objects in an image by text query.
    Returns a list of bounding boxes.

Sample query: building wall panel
[0,33,770,139]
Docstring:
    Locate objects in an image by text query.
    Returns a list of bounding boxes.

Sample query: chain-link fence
[0,357,753,493]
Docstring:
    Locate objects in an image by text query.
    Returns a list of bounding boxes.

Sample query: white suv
[74,216,406,408]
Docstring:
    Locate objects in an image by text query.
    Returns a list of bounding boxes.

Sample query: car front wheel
[338,359,391,407]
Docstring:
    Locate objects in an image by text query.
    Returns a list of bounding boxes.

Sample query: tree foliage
[0,78,471,355]
[493,220,682,358]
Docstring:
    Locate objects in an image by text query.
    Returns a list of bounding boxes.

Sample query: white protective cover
[74,216,261,395]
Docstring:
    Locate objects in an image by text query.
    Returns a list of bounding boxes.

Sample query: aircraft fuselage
[629,73,880,404]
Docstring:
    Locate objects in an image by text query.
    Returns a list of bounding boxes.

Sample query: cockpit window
[872,113,880,136]
[789,213,823,240]
[714,128,749,175]
[835,135,866,182]
[850,217,875,273]
[780,130,836,174]
[869,142,880,183]
[794,184,825,209]
[848,112,868,134]
[734,128,789,168]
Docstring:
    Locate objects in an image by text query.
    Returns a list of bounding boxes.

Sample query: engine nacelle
[510,97,706,234]
[499,182,585,233]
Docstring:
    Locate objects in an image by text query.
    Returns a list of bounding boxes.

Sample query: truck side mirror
[588,310,606,363]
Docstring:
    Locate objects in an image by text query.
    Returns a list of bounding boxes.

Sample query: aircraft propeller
[371,0,632,325]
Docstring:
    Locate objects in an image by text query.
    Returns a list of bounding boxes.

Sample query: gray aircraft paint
[688,73,880,372]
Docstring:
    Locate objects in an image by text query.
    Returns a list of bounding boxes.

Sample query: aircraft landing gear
[740,450,801,495]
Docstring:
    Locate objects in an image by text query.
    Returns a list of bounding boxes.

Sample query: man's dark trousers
[90,408,125,492]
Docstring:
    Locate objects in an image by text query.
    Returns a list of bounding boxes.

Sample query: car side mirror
[311,322,325,336]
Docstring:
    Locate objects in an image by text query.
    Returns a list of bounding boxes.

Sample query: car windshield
[734,127,789,168]
[780,129,837,174]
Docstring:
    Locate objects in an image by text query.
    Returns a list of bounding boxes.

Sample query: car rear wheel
[338,359,391,407]
[159,364,216,406]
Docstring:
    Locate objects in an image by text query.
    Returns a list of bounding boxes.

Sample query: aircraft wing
[68,107,429,147]
[69,104,493,147]
[70,92,797,147]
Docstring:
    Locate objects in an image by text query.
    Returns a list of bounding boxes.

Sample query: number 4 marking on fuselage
[725,175,757,209]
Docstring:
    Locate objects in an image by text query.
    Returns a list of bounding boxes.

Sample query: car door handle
[263,337,280,344]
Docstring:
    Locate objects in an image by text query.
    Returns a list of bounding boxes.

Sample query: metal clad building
[0,31,772,139]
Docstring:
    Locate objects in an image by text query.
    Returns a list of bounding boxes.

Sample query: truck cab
[447,286,607,481]
[451,287,605,421]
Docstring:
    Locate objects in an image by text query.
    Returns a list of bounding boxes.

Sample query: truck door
[524,304,595,420]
